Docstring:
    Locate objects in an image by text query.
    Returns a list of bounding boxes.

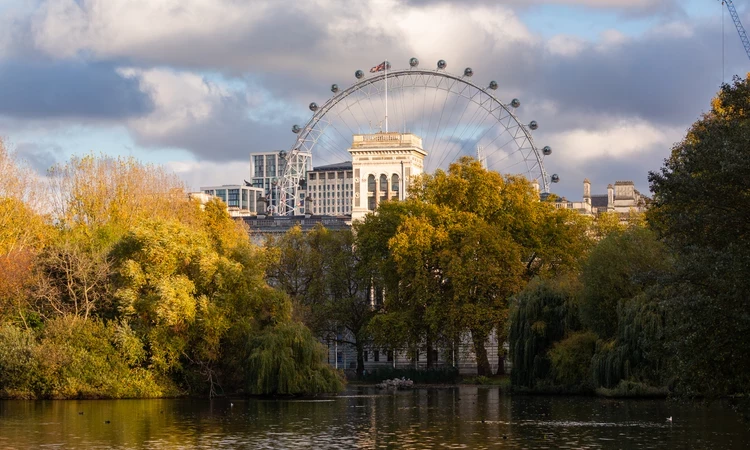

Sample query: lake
[1,386,748,449]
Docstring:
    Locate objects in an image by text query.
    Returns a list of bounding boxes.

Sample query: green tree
[267,225,374,378]
[648,75,750,402]
[578,227,671,339]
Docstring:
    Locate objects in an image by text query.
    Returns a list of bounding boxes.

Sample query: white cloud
[119,68,223,140]
[164,159,251,191]
[548,118,682,162]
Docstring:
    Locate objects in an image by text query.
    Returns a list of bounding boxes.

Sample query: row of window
[315,206,350,215]
[363,350,394,363]
[309,184,352,191]
[310,192,350,199]
[367,174,400,193]
[309,172,353,180]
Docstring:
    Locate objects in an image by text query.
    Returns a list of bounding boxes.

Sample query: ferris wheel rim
[278,63,555,216]
[288,68,548,192]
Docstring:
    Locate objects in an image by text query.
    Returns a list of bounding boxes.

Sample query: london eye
[278,57,557,215]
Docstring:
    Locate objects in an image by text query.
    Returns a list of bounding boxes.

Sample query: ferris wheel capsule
[464,67,473,77]
[529,120,538,130]
[355,70,364,79]
[309,102,318,112]
[437,59,447,69]
[551,174,560,183]
[488,81,498,90]
[511,98,521,108]
[409,57,419,67]
[331,84,339,93]
[543,146,552,156]
[292,124,301,134]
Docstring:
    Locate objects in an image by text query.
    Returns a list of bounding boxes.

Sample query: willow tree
[267,225,374,378]
[648,75,750,401]
[246,321,344,395]
[509,277,580,388]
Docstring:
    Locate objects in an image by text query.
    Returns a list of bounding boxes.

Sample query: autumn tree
[48,154,196,239]
[0,141,50,326]
[361,158,590,376]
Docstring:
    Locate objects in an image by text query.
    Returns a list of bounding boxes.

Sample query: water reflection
[0,387,748,449]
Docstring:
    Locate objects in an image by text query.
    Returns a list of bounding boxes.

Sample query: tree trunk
[471,329,492,376]
[496,325,507,376]
[426,337,434,369]
[496,355,506,376]
[356,342,365,379]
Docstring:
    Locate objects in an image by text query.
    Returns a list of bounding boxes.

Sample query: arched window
[380,174,388,192]
[391,174,400,192]
[368,174,376,193]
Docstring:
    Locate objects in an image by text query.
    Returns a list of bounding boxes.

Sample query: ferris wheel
[278,57,558,215]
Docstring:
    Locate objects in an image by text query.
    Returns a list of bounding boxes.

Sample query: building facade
[555,179,649,217]
[250,150,311,214]
[349,132,427,222]
[306,162,354,216]
[199,184,264,217]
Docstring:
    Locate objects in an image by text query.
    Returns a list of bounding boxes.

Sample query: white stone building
[303,132,427,219]
[555,179,649,216]
[305,161,354,216]
[348,132,426,222]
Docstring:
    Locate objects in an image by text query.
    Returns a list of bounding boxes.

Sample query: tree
[648,75,750,401]
[509,276,580,389]
[578,227,672,339]
[267,225,375,378]
[361,158,590,376]
[47,154,195,239]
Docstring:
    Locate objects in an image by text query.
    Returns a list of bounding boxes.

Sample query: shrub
[0,324,38,398]
[548,331,598,389]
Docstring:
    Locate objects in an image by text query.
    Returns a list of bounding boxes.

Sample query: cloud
[121,68,297,161]
[13,141,61,174]
[0,0,734,196]
[164,159,252,192]
[0,60,153,120]
[402,0,680,16]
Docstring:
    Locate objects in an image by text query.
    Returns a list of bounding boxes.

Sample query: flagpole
[385,59,388,133]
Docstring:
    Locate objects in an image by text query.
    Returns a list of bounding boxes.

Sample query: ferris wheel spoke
[280,65,552,215]
[433,85,481,169]
[455,105,497,158]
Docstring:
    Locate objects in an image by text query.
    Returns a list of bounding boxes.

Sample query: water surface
[1,386,747,449]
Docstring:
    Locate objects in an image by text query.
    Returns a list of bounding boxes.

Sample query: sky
[0,0,747,200]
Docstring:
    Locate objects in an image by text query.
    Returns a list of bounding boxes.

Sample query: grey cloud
[0,60,153,120]
[535,31,726,128]
[14,141,62,174]
[549,145,668,200]
[129,91,295,162]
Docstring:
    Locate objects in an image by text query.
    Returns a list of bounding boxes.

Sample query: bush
[0,324,39,398]
[0,317,174,399]
[36,316,172,399]
[548,331,598,390]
